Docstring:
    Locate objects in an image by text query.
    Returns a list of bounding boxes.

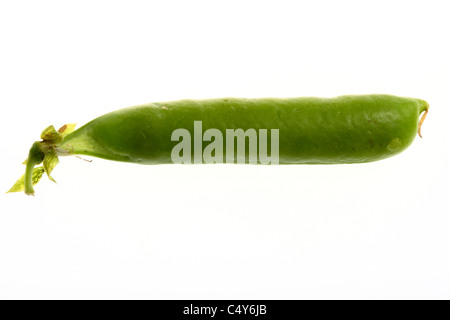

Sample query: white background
[0,0,449,299]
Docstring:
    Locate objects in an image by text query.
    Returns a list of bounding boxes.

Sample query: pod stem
[418,107,429,138]
[8,124,76,195]
[24,142,46,195]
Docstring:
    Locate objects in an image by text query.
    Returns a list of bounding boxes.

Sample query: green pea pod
[8,94,429,195]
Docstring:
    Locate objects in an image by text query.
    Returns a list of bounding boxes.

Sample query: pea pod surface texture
[10,94,429,195]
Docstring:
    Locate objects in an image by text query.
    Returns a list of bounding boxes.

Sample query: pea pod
[8,94,429,195]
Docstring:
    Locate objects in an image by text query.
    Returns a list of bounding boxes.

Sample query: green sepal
[7,167,45,193]
[41,125,64,145]
[43,149,59,183]
[58,124,77,136]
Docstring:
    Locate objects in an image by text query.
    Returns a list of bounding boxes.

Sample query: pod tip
[418,106,429,138]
